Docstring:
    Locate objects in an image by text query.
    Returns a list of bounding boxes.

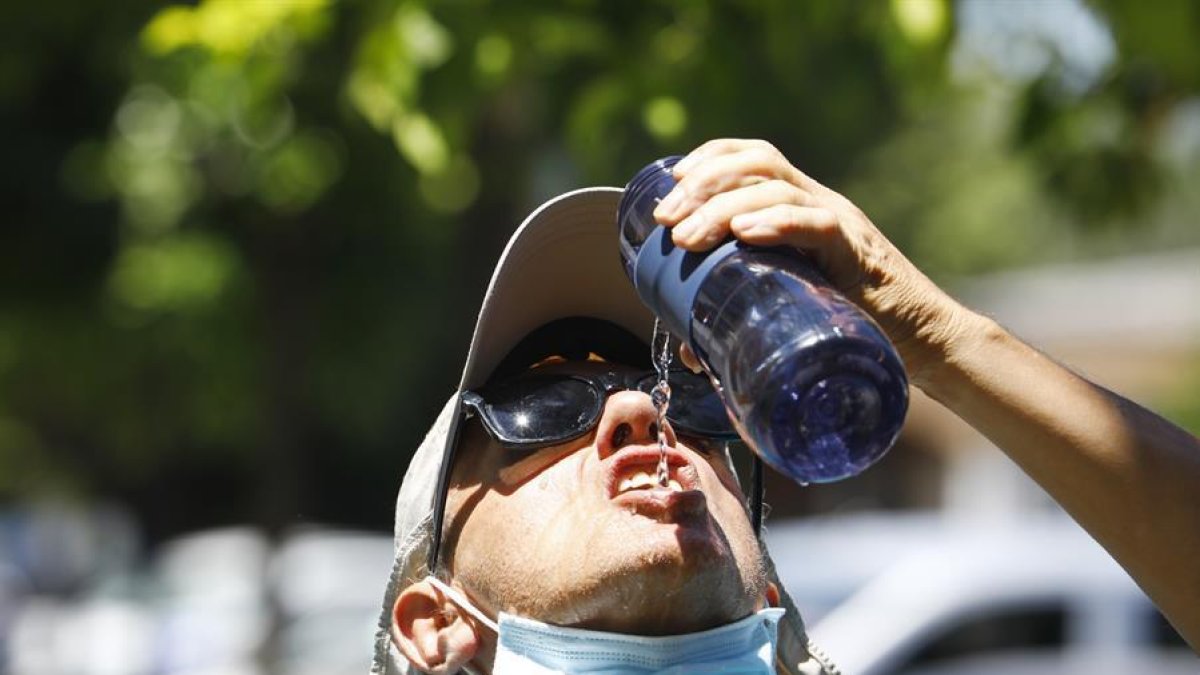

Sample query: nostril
[611,422,632,448]
[595,391,677,457]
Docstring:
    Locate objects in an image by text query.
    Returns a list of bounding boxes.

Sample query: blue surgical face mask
[426,576,784,674]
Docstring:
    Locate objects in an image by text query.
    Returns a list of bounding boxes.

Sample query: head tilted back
[370,188,839,675]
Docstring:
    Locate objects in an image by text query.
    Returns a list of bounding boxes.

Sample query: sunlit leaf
[418,154,480,214]
[257,131,345,213]
[475,33,513,80]
[891,0,948,47]
[394,4,454,69]
[530,13,608,59]
[142,0,330,58]
[391,112,449,174]
[651,25,699,65]
[106,139,201,233]
[642,96,688,141]
[141,6,198,56]
[108,234,238,313]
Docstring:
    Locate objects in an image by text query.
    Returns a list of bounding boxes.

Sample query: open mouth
[617,469,684,493]
[606,447,699,499]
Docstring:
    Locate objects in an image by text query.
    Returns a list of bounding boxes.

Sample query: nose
[594,390,677,459]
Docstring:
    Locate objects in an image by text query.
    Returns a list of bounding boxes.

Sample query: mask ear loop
[425,576,500,634]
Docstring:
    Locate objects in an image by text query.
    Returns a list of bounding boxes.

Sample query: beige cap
[456,187,654,391]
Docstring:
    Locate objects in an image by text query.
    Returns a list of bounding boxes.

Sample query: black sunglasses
[427,367,765,571]
[460,368,740,449]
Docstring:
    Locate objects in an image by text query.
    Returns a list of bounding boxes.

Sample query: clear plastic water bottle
[618,156,909,484]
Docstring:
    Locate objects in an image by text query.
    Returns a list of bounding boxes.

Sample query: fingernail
[675,152,698,174]
[654,189,683,220]
[673,215,698,241]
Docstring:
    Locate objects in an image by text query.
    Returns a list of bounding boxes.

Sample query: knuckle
[694,201,717,221]
[812,208,841,233]
[745,146,775,169]
[702,138,737,156]
[672,179,701,208]
[747,145,790,179]
[746,181,804,213]
[769,204,803,228]
[686,206,714,232]
[755,140,785,161]
[748,138,777,154]
[689,169,721,197]
[704,189,742,215]
[764,179,803,203]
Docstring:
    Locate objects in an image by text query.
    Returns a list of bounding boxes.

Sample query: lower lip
[611,488,707,521]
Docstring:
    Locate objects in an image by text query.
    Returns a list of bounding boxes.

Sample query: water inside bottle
[651,318,672,488]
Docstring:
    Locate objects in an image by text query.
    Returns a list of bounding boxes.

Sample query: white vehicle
[766,512,1196,675]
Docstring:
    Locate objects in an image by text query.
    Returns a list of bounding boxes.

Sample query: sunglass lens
[481,376,601,445]
[639,371,736,437]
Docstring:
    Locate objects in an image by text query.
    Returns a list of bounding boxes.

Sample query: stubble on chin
[447,455,769,636]
[472,517,768,636]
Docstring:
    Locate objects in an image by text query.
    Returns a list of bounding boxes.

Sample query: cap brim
[458,187,656,391]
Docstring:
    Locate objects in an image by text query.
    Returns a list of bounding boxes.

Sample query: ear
[391,579,481,674]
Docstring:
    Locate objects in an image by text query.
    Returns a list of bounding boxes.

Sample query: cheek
[454,458,586,565]
[697,460,765,580]
[697,454,745,502]
[712,459,745,496]
[696,458,755,532]
[448,457,603,613]
[451,492,533,597]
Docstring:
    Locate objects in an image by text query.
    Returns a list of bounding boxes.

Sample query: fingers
[730,203,862,294]
[655,145,799,226]
[665,179,813,251]
[673,138,781,175]
[645,138,949,374]
[650,138,856,290]
[654,140,823,252]
[730,203,841,251]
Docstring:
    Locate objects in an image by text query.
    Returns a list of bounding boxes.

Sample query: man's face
[441,360,767,636]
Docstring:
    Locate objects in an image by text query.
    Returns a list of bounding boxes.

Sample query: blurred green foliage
[2,0,1198,537]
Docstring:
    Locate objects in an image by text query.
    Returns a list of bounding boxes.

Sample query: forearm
[922,310,1200,649]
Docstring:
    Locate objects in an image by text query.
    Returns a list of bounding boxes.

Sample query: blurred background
[2,0,1199,672]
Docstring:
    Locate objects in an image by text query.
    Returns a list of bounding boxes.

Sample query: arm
[924,310,1200,647]
[658,138,1200,649]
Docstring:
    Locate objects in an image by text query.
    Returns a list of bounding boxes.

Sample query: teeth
[617,470,684,494]
[618,470,656,492]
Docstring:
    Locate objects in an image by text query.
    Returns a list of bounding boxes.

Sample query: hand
[653,138,972,388]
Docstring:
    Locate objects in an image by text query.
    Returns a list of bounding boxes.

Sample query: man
[373,139,1200,674]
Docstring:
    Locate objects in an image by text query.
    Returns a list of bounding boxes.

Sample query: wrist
[907,302,999,401]
[884,280,987,393]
